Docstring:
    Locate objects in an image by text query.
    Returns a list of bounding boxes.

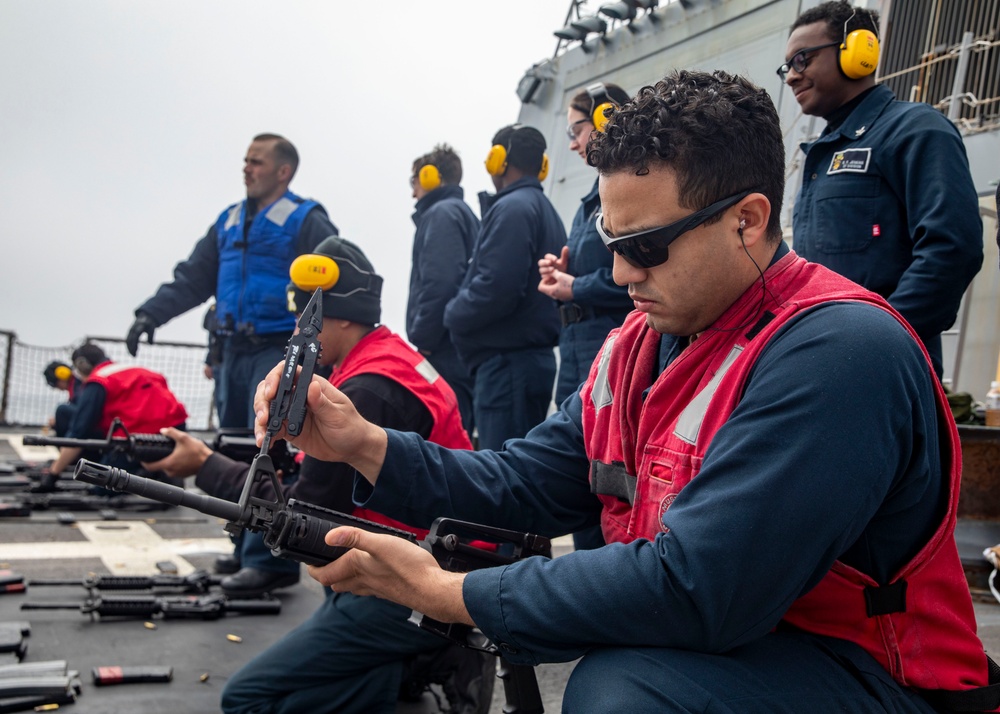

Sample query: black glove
[126,313,157,356]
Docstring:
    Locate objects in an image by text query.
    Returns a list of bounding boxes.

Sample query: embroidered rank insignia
[827,148,871,174]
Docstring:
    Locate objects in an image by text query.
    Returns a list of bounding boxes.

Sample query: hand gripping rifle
[73,288,552,712]
[75,289,413,564]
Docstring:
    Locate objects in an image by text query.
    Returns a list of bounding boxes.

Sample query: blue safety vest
[215,191,317,336]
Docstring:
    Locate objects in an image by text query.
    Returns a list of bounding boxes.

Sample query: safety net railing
[0,330,216,431]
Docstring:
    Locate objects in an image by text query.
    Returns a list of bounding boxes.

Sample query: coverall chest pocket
[812,174,881,254]
[628,444,702,539]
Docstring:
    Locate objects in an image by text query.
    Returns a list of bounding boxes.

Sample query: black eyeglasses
[776,41,840,79]
[566,118,592,140]
[597,189,753,269]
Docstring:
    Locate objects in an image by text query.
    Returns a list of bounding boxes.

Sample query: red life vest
[86,362,188,436]
[331,326,472,538]
[581,252,994,703]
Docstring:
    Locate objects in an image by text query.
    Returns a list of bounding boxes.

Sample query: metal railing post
[0,331,15,425]
[948,31,975,122]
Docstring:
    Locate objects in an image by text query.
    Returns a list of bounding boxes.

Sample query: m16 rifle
[0,471,87,493]
[23,419,182,463]
[27,570,222,595]
[20,593,281,621]
[22,420,298,477]
[73,287,552,713]
[0,490,171,518]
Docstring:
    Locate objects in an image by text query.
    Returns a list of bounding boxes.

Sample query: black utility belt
[219,331,289,348]
[559,303,597,327]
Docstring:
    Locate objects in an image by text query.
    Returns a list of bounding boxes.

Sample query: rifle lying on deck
[0,471,88,492]
[20,593,281,621]
[0,489,171,517]
[22,419,299,477]
[72,287,552,714]
[75,463,549,712]
[28,569,222,594]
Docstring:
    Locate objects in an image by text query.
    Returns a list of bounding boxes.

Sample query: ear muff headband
[586,82,616,133]
[54,365,72,382]
[418,164,441,191]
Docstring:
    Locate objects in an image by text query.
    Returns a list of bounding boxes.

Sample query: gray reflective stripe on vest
[224,205,241,231]
[591,334,617,412]
[591,460,636,505]
[414,359,440,385]
[266,197,297,227]
[674,345,743,445]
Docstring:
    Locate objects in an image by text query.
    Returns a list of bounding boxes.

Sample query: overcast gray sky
[0,0,569,348]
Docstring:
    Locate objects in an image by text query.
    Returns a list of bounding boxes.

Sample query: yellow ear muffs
[289,254,340,291]
[591,102,615,133]
[418,164,441,191]
[54,365,72,382]
[487,134,548,180]
[586,82,617,133]
[538,154,550,181]
[485,144,508,177]
[839,28,879,79]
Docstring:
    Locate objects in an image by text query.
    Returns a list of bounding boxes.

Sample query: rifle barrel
[22,435,111,450]
[74,461,241,521]
[19,602,82,611]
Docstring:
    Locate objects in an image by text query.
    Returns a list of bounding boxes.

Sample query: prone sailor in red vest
[143,237,495,714]
[254,70,1000,713]
[47,343,187,476]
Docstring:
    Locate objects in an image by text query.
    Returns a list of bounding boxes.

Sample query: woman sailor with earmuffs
[537,82,636,551]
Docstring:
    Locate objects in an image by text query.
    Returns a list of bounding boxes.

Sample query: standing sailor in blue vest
[125,133,338,428]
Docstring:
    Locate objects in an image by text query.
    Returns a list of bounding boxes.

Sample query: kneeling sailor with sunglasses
[259,71,1000,713]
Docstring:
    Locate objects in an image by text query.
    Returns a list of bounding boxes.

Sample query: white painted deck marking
[4,522,232,575]
[8,435,59,461]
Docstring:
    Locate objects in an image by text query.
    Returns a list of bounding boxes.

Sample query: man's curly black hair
[587,70,785,240]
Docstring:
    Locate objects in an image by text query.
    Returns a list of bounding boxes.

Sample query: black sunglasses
[596,189,753,269]
[776,41,840,79]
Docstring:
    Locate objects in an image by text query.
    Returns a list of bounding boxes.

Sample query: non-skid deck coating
[4,431,1000,713]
